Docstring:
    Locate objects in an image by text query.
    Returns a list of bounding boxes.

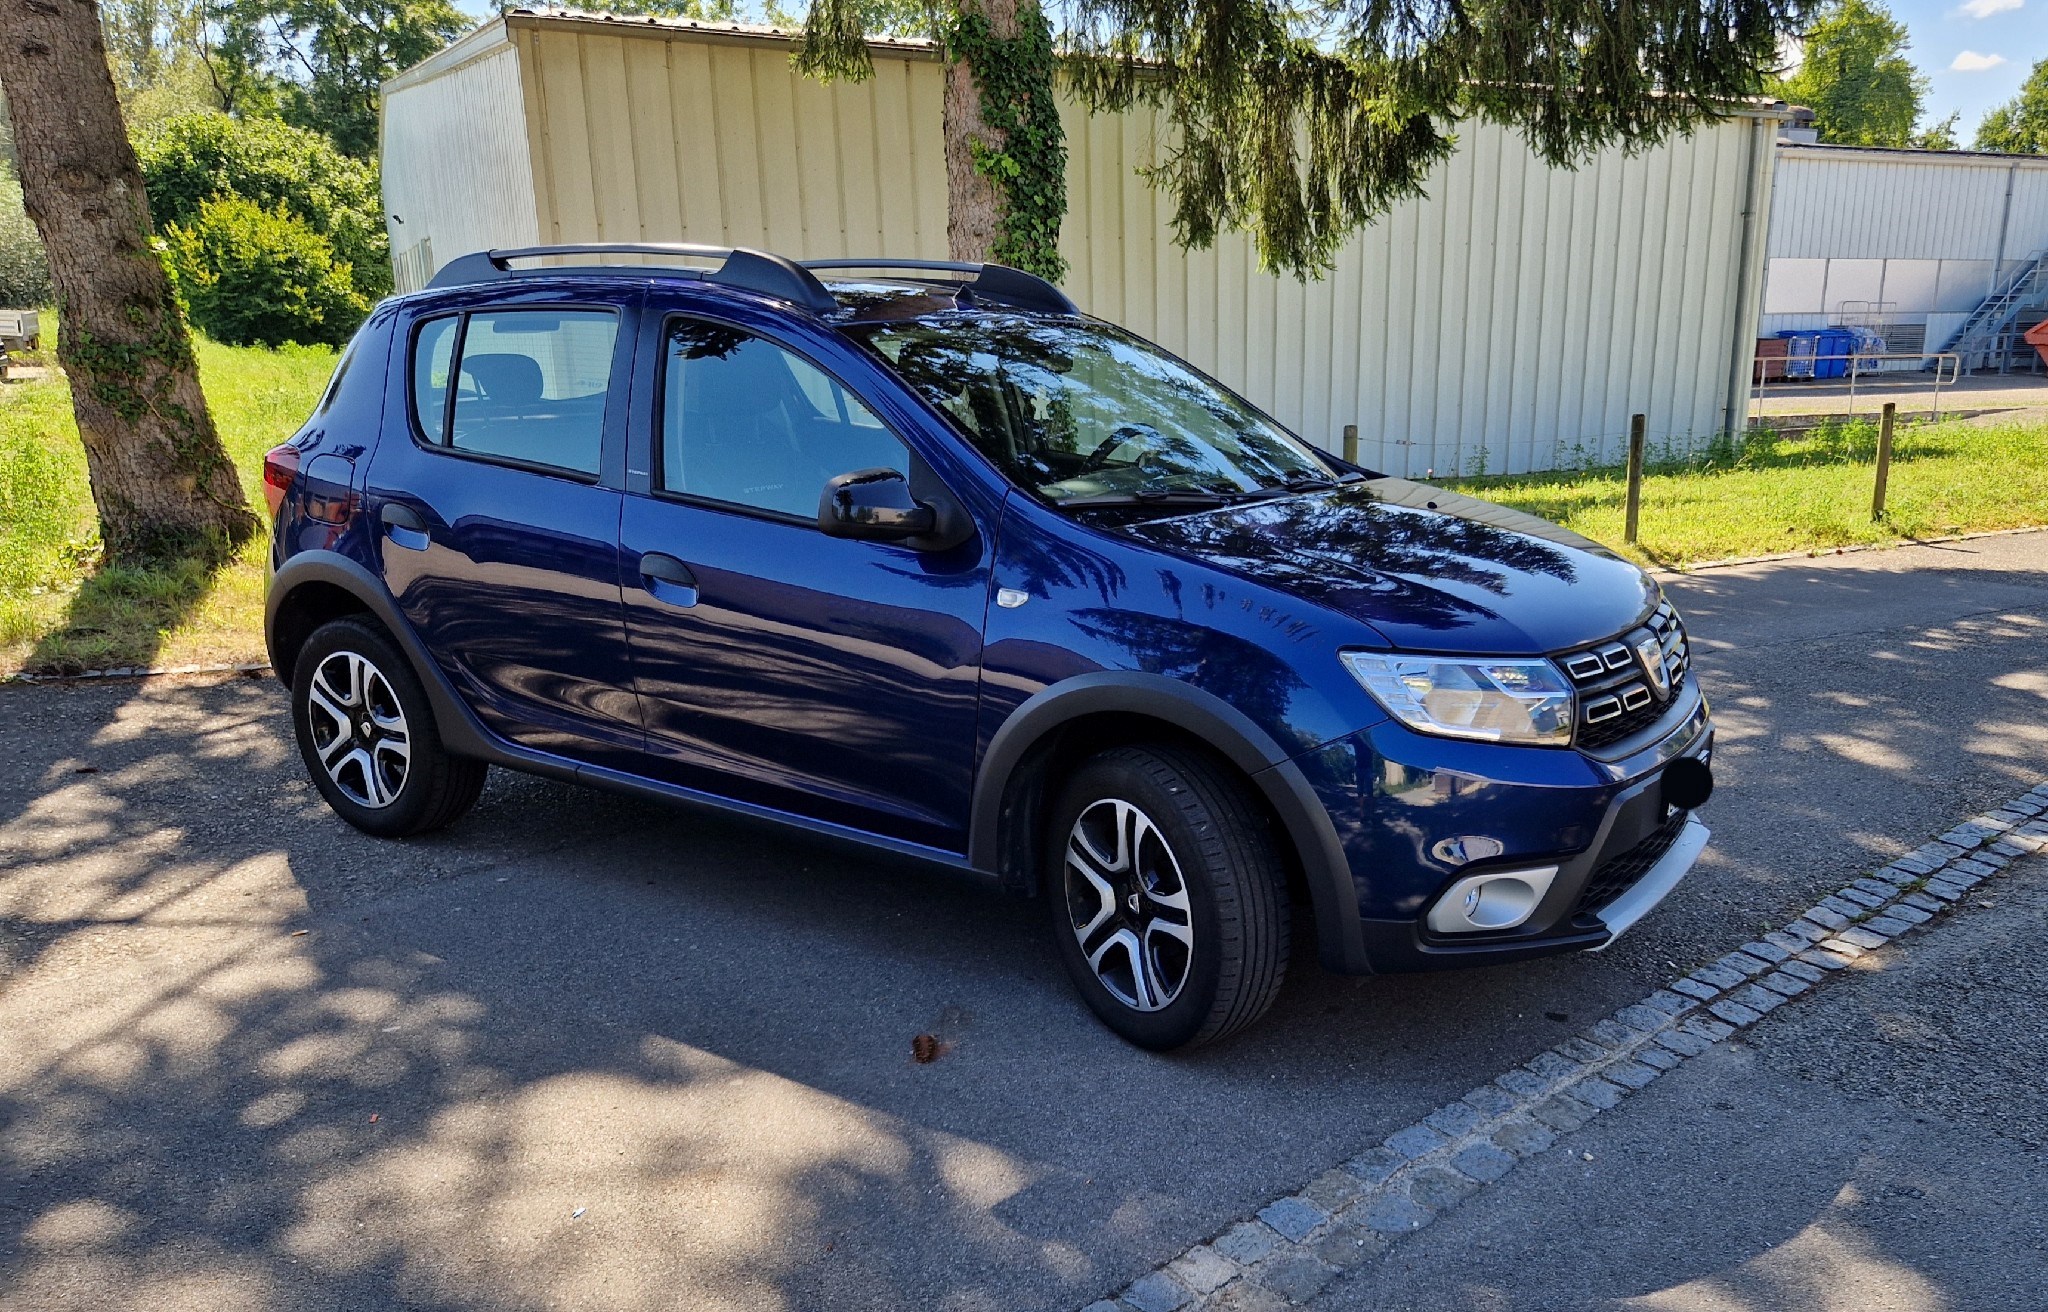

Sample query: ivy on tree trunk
[0,0,257,562]
[798,0,1068,281]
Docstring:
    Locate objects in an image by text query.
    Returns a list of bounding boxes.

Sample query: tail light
[263,443,303,520]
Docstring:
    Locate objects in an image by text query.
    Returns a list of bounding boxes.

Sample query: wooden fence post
[1342,424,1359,466]
[1624,414,1647,545]
[1872,402,1897,520]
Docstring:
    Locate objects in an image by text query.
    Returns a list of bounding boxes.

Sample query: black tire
[1044,744,1289,1050]
[290,617,487,838]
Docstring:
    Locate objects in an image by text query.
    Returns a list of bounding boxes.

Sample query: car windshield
[848,314,1340,505]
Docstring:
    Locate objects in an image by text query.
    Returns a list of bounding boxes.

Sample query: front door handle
[639,552,699,606]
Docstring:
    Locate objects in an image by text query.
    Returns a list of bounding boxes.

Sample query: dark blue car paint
[267,269,1712,977]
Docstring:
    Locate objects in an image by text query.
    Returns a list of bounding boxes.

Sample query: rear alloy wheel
[1046,745,1289,1049]
[304,649,411,810]
[291,617,487,838]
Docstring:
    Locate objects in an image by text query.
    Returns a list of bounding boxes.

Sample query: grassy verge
[1,335,337,676]
[1446,415,2048,571]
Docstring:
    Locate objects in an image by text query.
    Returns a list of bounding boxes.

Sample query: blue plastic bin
[1816,329,1855,378]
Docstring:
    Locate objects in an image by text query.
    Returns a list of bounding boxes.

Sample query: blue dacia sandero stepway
[264,245,1715,1049]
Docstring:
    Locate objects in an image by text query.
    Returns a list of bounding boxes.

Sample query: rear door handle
[639,552,699,606]
[380,501,430,550]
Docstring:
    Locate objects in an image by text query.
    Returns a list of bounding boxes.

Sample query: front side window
[850,315,1335,505]
[410,308,618,476]
[660,319,907,519]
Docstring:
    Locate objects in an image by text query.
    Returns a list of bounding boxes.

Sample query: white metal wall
[1768,146,2048,262]
[383,15,1775,474]
[1760,145,2048,345]
[382,26,543,292]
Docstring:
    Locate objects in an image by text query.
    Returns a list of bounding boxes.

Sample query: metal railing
[1750,351,1963,427]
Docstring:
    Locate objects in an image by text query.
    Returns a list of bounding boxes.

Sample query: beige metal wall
[383,15,1775,475]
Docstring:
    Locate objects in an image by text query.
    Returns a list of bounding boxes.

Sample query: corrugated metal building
[1761,143,2048,367]
[381,11,1781,475]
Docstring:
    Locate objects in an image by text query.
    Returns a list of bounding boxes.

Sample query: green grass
[1,334,338,675]
[1446,416,2048,571]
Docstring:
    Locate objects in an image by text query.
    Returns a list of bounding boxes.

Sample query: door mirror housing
[819,468,937,542]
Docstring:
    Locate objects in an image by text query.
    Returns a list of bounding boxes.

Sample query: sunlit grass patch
[1447,416,2048,570]
[1,334,337,676]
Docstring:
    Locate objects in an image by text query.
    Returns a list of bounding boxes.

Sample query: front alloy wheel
[1064,798,1196,1012]
[1045,745,1289,1049]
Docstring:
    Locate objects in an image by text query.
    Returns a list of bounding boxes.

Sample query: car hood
[1126,476,1657,653]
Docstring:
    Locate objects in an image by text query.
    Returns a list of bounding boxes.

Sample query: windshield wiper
[1250,469,1365,495]
[1058,487,1243,509]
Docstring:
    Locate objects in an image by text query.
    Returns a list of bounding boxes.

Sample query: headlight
[1341,652,1574,746]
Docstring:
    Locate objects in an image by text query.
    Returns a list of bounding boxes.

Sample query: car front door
[370,290,642,766]
[617,311,991,851]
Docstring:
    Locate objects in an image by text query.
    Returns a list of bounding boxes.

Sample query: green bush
[0,159,51,308]
[136,112,390,303]
[164,196,368,348]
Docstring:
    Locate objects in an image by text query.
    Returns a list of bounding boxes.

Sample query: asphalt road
[1313,853,2048,1312]
[4,531,2048,1311]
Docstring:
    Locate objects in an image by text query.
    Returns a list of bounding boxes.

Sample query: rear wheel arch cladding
[267,552,495,761]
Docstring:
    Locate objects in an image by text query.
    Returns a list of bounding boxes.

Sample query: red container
[2026,317,2048,370]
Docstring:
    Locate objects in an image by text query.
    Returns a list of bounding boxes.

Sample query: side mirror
[818,467,937,541]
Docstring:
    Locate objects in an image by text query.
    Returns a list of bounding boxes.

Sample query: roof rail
[801,259,1079,316]
[426,243,837,313]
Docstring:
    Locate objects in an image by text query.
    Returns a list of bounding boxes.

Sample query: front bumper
[1302,684,1715,974]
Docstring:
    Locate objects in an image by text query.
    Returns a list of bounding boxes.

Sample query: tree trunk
[0,0,256,562]
[942,0,1019,263]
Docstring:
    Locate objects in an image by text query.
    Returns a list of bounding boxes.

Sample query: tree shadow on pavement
[0,676,1562,1312]
[8,539,2048,1312]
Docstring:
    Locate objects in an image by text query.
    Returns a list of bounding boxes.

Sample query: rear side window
[409,308,618,476]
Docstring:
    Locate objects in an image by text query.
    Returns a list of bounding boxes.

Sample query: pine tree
[800,0,1815,279]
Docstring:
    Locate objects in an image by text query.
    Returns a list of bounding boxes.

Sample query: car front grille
[1556,600,1691,751]
[1572,808,1689,919]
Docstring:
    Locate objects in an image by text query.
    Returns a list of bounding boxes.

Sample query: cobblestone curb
[1,661,271,686]
[1079,784,2048,1312]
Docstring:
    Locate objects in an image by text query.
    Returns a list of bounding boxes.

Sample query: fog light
[1426,866,1560,934]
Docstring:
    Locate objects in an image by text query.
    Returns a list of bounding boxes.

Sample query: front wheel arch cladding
[970,672,1369,973]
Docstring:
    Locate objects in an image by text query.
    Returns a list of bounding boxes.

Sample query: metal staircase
[1942,250,2048,373]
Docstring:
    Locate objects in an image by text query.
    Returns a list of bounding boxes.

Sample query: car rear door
[368,286,642,767]
[615,305,992,851]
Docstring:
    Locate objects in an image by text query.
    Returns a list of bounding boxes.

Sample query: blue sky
[1895,0,2041,133]
[458,0,2042,141]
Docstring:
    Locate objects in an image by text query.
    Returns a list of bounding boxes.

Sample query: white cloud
[1958,0,2022,17]
[1950,50,2009,71]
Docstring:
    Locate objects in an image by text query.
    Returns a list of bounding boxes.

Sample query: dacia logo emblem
[1634,636,1671,699]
